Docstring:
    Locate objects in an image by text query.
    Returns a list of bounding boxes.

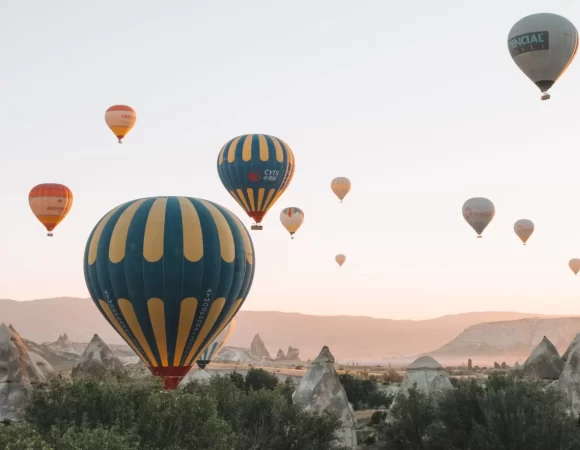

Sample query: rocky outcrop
[275,349,286,360]
[557,346,580,416]
[293,346,357,449]
[286,346,300,361]
[0,323,46,422]
[250,334,271,360]
[563,333,580,362]
[523,336,564,380]
[71,334,126,379]
[388,356,452,422]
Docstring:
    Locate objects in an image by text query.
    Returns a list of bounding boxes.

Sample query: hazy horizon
[3,0,580,320]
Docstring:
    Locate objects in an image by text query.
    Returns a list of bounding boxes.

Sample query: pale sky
[1,1,580,320]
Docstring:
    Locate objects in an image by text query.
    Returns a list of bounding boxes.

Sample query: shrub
[370,410,387,425]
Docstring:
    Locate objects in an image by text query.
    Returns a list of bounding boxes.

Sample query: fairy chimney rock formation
[292,346,357,449]
[71,334,126,379]
[0,323,46,422]
[275,349,286,360]
[563,333,580,362]
[250,334,271,360]
[523,336,564,380]
[286,346,300,361]
[557,346,580,416]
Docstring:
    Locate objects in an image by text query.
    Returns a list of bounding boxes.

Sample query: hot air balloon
[28,183,73,237]
[462,197,495,238]
[280,207,304,239]
[83,196,255,389]
[105,105,136,143]
[569,259,580,276]
[217,134,295,230]
[331,177,351,203]
[336,254,346,267]
[514,219,534,245]
[196,318,236,369]
[508,13,578,100]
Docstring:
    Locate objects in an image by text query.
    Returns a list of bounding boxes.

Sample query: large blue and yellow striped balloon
[83,196,255,389]
[217,134,295,230]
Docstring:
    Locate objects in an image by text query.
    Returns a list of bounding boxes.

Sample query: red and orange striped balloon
[28,184,73,237]
[105,105,136,143]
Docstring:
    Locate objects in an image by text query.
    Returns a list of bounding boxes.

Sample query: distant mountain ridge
[0,297,571,361]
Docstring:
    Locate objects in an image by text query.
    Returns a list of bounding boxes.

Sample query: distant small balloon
[462,198,495,238]
[331,177,351,203]
[569,259,580,276]
[336,254,346,267]
[514,219,534,245]
[29,183,73,237]
[105,105,136,143]
[280,207,305,239]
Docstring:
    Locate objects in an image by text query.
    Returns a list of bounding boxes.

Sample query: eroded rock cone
[563,333,580,362]
[72,334,126,379]
[293,346,357,449]
[0,323,45,422]
[275,349,286,360]
[523,336,564,380]
[286,346,300,361]
[250,334,271,360]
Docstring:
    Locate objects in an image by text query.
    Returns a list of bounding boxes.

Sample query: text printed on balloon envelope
[508,31,549,57]
[182,289,213,359]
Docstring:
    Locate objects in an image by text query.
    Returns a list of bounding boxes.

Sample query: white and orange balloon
[280,207,304,239]
[105,105,136,143]
[514,219,534,245]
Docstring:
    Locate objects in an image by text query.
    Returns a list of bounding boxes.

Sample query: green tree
[244,368,279,391]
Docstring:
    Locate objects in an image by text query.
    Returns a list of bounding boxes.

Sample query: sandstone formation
[522,336,564,380]
[7,327,55,380]
[275,349,286,360]
[556,346,580,416]
[71,334,126,379]
[250,334,271,360]
[293,346,357,449]
[0,323,46,422]
[562,333,580,362]
[286,346,300,361]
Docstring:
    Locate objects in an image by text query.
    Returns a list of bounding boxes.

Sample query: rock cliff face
[250,334,271,360]
[0,323,46,422]
[562,333,580,362]
[275,349,286,360]
[427,318,580,362]
[71,334,126,379]
[293,346,357,449]
[522,336,564,380]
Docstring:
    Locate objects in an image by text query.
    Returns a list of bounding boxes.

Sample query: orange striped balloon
[105,105,136,143]
[29,184,73,237]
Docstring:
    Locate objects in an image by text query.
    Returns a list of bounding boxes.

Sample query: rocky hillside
[426,317,580,365]
[0,297,567,361]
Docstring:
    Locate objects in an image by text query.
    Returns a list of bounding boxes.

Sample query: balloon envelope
[508,13,578,100]
[29,183,73,237]
[280,207,305,237]
[336,254,346,267]
[105,105,136,143]
[569,259,580,275]
[83,196,255,389]
[196,318,236,369]
[462,198,495,237]
[217,134,295,229]
[514,219,534,244]
[331,177,351,202]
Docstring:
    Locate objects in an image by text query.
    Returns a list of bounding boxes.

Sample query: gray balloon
[508,13,578,100]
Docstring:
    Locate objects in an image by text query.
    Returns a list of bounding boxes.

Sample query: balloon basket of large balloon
[251,224,263,231]
[149,366,192,390]
[47,232,53,237]
[541,93,551,101]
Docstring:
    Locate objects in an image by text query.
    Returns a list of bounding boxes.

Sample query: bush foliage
[0,370,347,450]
